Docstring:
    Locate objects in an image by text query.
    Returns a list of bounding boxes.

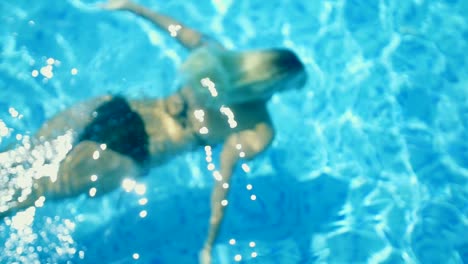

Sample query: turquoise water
[1,0,467,263]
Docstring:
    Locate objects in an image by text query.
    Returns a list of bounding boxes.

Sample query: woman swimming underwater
[0,0,307,262]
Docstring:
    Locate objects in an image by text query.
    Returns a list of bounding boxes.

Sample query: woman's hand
[199,245,212,264]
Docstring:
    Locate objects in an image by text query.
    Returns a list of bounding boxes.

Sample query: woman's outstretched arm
[102,0,219,50]
[200,121,274,264]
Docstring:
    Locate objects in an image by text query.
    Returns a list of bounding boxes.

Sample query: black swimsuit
[78,96,150,165]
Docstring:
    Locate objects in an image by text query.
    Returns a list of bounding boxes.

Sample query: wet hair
[271,48,305,73]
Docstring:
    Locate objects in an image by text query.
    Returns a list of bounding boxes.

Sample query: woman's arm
[200,121,274,264]
[102,0,219,50]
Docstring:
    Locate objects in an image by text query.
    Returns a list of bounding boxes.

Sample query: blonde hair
[179,46,305,108]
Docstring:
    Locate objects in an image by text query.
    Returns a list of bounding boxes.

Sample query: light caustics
[121,178,149,219]
[30,57,78,81]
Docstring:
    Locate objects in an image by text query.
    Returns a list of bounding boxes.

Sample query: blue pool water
[1,0,467,263]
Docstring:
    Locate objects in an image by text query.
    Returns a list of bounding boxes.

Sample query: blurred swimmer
[0,0,307,263]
